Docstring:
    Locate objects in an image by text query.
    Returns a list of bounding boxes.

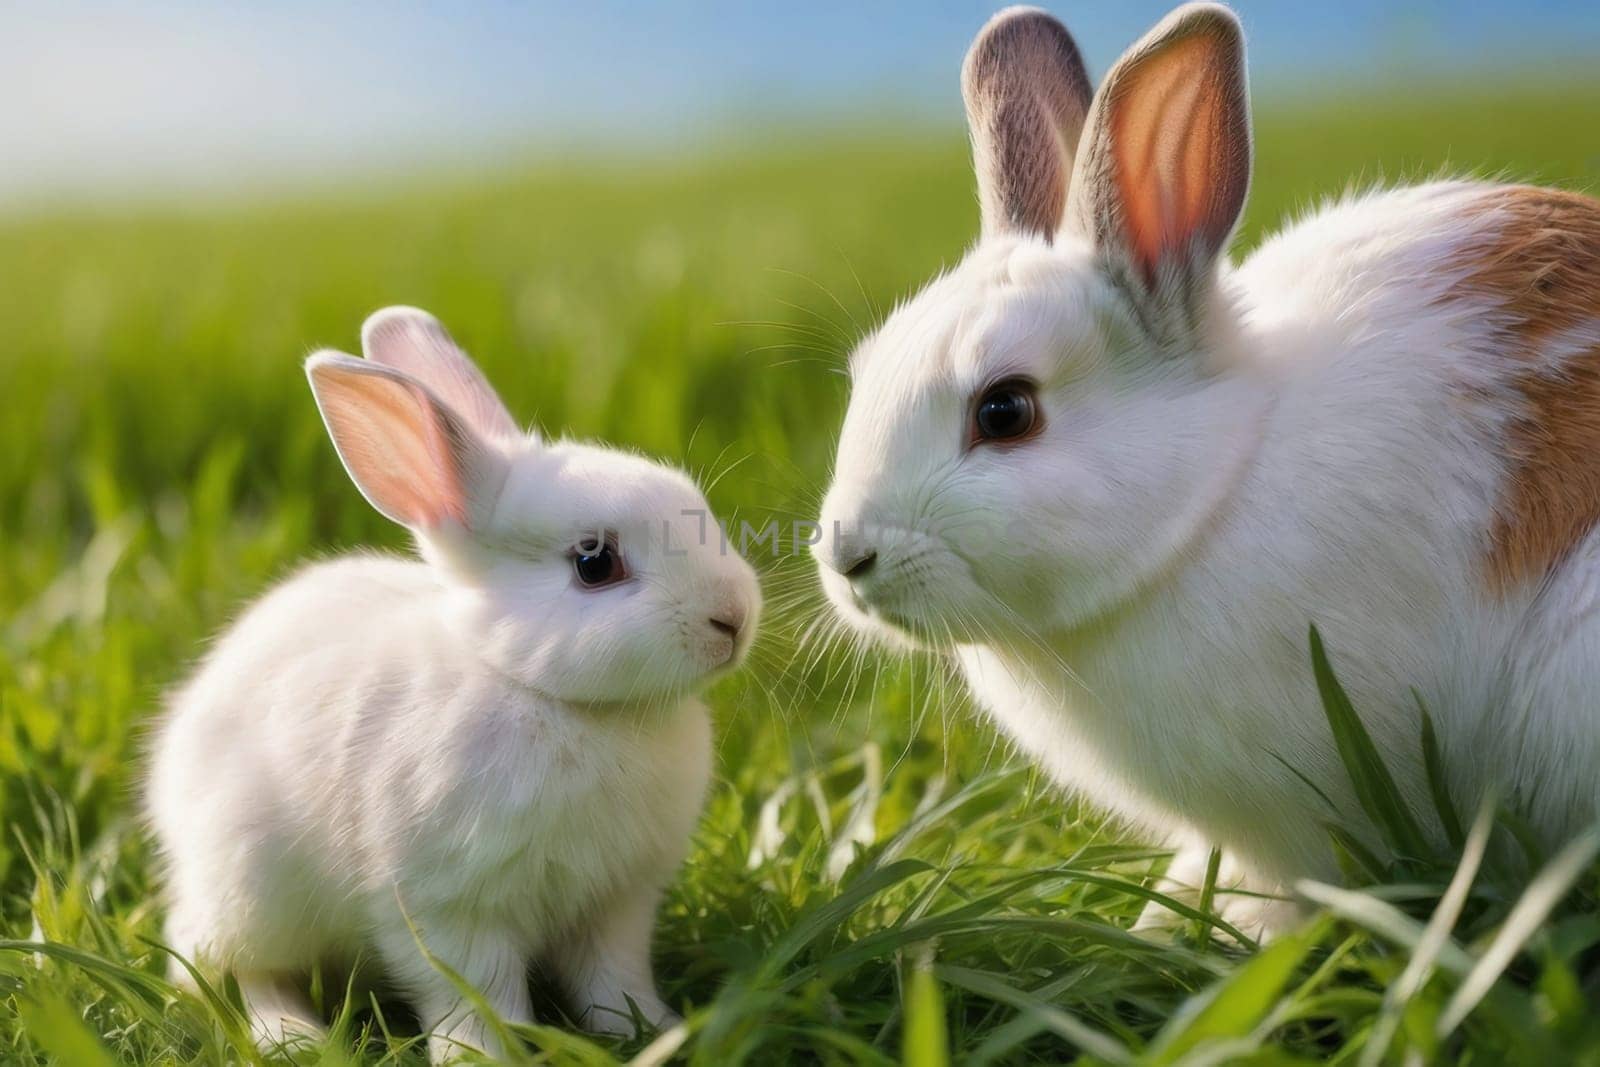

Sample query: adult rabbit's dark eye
[573,537,627,588]
[972,379,1040,444]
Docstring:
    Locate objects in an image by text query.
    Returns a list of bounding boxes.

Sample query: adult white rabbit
[815,3,1600,934]
[147,307,760,1060]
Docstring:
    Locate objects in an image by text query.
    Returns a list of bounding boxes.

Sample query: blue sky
[5,2,1598,203]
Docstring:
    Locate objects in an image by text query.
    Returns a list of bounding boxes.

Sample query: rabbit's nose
[839,550,877,579]
[709,604,746,641]
[815,527,878,580]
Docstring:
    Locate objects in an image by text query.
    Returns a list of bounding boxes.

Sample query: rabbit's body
[151,555,710,978]
[816,3,1600,933]
[958,180,1600,891]
[148,309,757,1060]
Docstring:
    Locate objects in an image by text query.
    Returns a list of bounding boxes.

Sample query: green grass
[4,82,1600,1065]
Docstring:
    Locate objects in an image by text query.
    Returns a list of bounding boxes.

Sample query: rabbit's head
[816,4,1268,650]
[308,308,760,705]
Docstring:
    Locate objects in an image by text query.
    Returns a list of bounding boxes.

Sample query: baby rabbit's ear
[306,353,507,532]
[361,307,521,442]
[1066,3,1250,296]
[963,7,1092,240]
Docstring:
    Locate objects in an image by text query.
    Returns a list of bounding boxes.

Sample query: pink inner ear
[362,311,520,442]
[1109,33,1242,284]
[316,367,471,529]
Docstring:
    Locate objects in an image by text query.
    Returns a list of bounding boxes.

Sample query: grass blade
[1415,692,1465,850]
[901,943,948,1067]
[1309,626,1431,862]
[1193,847,1224,949]
[935,964,1131,1064]
[1322,823,1388,884]
[1359,798,1494,1066]
[14,988,119,1067]
[1437,822,1600,1037]
[1147,930,1314,1064]
[760,859,934,978]
[1294,881,1474,975]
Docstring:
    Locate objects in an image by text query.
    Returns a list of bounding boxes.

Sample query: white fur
[817,4,1598,935]
[147,308,760,1061]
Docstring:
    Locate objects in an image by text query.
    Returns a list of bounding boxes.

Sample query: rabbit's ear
[1066,3,1250,295]
[306,352,505,531]
[360,307,520,442]
[962,6,1092,240]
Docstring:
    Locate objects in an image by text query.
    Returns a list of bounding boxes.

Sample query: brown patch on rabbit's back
[1446,185,1600,594]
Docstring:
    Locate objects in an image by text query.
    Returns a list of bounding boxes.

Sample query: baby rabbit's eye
[572,536,628,589]
[971,379,1041,446]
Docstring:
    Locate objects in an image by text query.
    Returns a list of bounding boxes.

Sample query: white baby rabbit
[147,307,760,1060]
[815,3,1600,934]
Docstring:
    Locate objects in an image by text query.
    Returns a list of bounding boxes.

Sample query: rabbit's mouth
[819,546,984,654]
[872,606,947,646]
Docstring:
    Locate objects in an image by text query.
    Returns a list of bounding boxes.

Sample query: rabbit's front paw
[238,972,328,1053]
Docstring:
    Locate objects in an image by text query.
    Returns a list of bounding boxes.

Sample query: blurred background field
[4,3,1600,1063]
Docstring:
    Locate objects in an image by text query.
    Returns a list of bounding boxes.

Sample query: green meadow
[4,82,1600,1064]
